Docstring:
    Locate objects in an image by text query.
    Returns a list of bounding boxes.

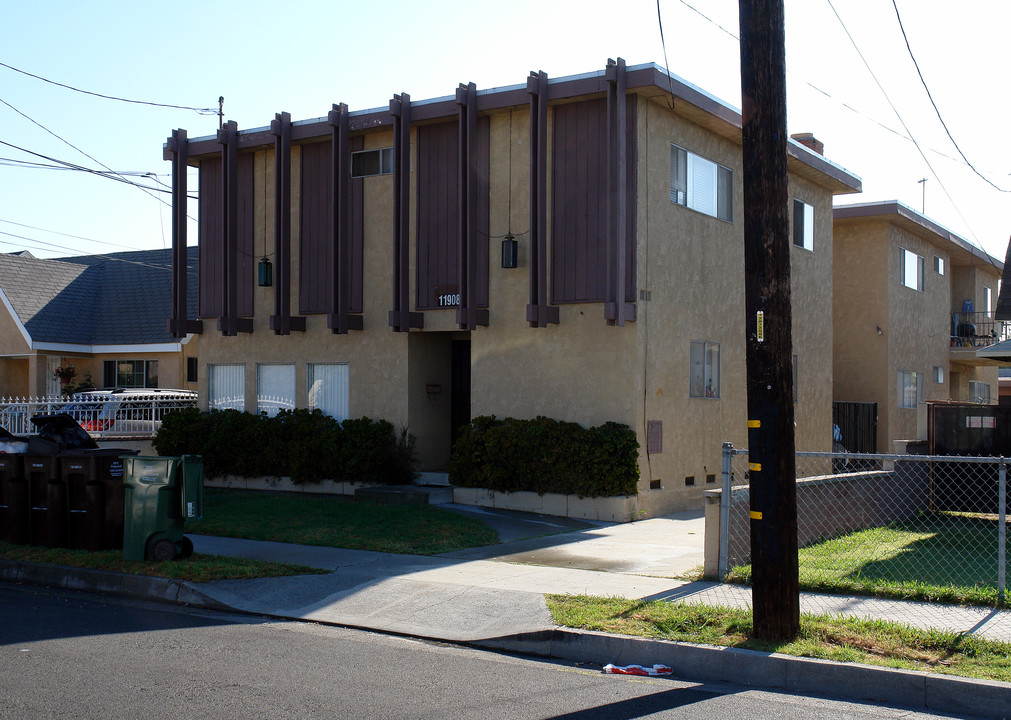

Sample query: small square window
[684,476,695,487]
[351,147,395,178]
[933,366,944,384]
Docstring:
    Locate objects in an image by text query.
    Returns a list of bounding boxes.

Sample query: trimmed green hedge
[153,408,416,485]
[448,415,639,498]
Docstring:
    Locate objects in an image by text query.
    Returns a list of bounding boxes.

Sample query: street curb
[4,562,1009,719]
[474,628,1009,719]
[0,561,232,612]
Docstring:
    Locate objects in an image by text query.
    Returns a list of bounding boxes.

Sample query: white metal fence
[0,394,198,438]
[714,443,1008,604]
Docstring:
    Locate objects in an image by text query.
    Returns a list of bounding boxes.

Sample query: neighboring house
[163,60,861,518]
[833,201,1004,453]
[0,248,199,398]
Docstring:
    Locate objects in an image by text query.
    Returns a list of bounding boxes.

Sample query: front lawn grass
[187,488,498,555]
[547,594,1011,682]
[0,541,325,583]
[726,511,1005,606]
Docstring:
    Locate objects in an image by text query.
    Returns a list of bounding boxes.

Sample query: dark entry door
[450,339,471,446]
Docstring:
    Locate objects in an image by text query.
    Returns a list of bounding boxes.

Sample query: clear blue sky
[2,0,1009,263]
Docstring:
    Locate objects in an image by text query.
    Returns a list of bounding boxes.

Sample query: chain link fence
[709,444,1008,606]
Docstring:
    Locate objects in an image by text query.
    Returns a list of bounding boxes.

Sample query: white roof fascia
[33,342,184,354]
[0,284,33,349]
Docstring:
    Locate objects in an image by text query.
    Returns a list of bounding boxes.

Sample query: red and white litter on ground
[602,664,673,676]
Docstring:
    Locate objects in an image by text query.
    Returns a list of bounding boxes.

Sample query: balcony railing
[0,394,197,438]
[951,311,1010,348]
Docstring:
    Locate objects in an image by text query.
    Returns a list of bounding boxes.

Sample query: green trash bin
[122,455,203,562]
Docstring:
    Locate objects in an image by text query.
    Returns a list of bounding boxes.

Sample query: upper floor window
[690,340,721,398]
[933,255,944,275]
[899,247,924,292]
[792,200,814,251]
[670,144,732,222]
[351,147,394,178]
[984,286,993,312]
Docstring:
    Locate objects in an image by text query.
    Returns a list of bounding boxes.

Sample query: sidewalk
[4,507,1011,718]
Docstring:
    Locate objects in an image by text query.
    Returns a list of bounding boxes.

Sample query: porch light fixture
[501,233,518,269]
[258,257,273,287]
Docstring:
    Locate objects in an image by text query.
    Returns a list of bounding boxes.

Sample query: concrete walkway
[4,506,1011,718]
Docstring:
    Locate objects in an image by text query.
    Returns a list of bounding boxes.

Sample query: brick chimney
[791,133,824,155]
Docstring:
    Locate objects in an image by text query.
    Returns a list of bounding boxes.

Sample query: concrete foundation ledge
[452,487,638,522]
[474,628,1010,719]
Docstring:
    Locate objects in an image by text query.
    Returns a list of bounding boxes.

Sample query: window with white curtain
[308,363,350,421]
[689,341,721,398]
[256,363,295,417]
[208,364,245,411]
[897,370,923,409]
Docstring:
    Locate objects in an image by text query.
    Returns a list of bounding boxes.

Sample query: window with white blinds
[670,144,732,222]
[256,363,295,417]
[208,364,245,411]
[308,363,350,422]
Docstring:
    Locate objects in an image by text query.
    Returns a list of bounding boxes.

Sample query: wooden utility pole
[739,0,800,640]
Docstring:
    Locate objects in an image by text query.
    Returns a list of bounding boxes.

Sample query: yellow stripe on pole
[749,463,761,472]
[750,511,763,520]
[748,420,761,428]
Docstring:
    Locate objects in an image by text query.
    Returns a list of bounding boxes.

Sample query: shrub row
[448,415,639,498]
[153,407,416,485]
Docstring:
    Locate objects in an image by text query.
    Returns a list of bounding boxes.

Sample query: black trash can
[0,454,27,544]
[62,449,138,550]
[27,413,100,549]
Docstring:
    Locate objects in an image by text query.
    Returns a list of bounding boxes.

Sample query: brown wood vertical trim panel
[216,121,252,335]
[270,112,305,334]
[624,93,638,307]
[526,71,559,327]
[415,121,458,311]
[453,82,488,329]
[389,94,423,331]
[350,135,364,315]
[551,98,608,305]
[475,115,490,309]
[197,156,223,319]
[236,152,255,318]
[298,140,330,315]
[326,104,363,333]
[165,129,201,336]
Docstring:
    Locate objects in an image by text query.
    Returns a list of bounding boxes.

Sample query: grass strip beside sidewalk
[0,542,326,583]
[547,594,1011,683]
[187,488,498,555]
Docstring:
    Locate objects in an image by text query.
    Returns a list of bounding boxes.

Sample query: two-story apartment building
[833,201,1004,453]
[164,60,861,518]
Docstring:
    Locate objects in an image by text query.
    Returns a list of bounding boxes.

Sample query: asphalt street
[0,584,974,720]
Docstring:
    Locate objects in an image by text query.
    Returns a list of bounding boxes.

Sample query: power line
[655,0,677,109]
[0,230,194,272]
[671,0,996,178]
[825,0,994,261]
[0,139,199,204]
[890,0,1008,193]
[0,96,175,209]
[0,60,217,115]
[0,218,154,253]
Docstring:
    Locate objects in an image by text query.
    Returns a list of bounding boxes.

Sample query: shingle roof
[0,247,198,347]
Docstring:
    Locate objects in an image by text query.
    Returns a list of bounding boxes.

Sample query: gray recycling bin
[122,455,203,562]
